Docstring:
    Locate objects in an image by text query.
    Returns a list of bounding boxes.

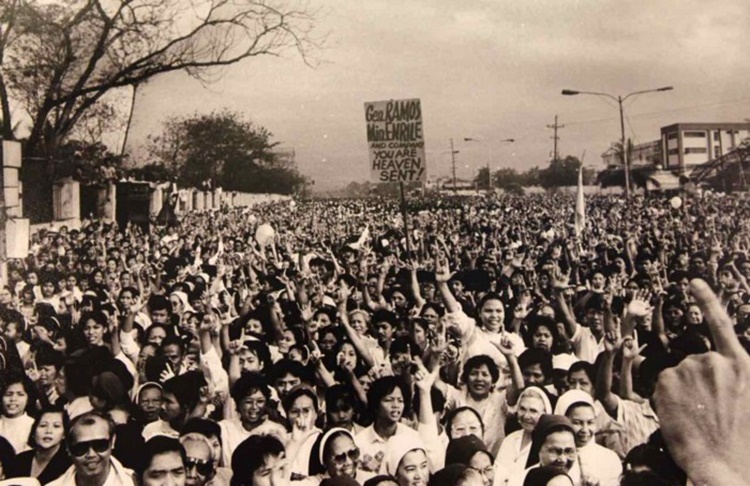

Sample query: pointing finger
[690,279,744,358]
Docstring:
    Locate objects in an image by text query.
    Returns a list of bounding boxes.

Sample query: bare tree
[0,0,323,157]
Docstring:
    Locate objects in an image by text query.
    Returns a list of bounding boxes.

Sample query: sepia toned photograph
[0,0,748,485]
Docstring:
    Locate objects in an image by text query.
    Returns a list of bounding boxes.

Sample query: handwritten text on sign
[365,99,426,182]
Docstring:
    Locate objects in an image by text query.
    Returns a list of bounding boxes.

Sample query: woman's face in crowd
[138,387,163,423]
[148,327,167,346]
[326,434,359,478]
[349,312,368,334]
[567,370,593,396]
[421,307,439,325]
[328,402,354,430]
[337,342,358,371]
[3,382,28,418]
[238,390,267,424]
[391,291,407,308]
[568,405,597,448]
[34,411,65,450]
[170,296,183,315]
[377,387,404,424]
[93,270,104,285]
[239,349,262,373]
[480,299,505,332]
[517,394,545,433]
[41,281,55,297]
[245,319,263,336]
[687,304,703,325]
[411,323,427,349]
[309,312,331,334]
[591,273,606,290]
[0,287,12,305]
[469,451,494,486]
[532,325,554,352]
[539,431,577,473]
[319,331,338,354]
[83,319,106,346]
[467,364,493,398]
[450,410,482,439]
[278,330,296,355]
[396,449,429,486]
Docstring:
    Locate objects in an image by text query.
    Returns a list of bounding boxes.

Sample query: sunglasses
[185,457,214,476]
[69,439,110,457]
[331,447,360,464]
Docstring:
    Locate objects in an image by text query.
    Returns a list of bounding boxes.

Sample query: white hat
[386,435,426,476]
[552,353,579,371]
[553,389,596,417]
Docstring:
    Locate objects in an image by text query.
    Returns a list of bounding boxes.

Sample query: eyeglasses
[185,457,214,476]
[331,447,360,464]
[69,439,111,457]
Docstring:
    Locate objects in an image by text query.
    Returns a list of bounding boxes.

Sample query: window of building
[715,146,722,158]
[684,147,707,154]
[684,131,706,138]
[714,130,721,140]
[667,132,678,140]
[668,148,679,156]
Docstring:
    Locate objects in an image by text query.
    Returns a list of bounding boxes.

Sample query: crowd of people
[0,191,748,486]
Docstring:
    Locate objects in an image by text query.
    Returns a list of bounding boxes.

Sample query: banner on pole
[365,99,426,183]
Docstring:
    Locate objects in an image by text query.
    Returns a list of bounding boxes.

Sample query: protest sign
[365,99,426,183]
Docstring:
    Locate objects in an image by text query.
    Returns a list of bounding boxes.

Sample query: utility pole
[450,138,458,193]
[547,115,565,162]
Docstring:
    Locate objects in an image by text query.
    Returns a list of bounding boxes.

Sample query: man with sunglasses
[179,433,226,486]
[49,411,136,486]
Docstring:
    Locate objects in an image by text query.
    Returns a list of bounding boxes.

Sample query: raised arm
[435,257,460,313]
[595,325,622,419]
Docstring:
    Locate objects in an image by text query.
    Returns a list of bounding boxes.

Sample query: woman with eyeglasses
[5,407,71,484]
[301,428,375,485]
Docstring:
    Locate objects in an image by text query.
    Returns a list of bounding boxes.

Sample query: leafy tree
[0,0,323,158]
[539,155,582,188]
[148,110,307,195]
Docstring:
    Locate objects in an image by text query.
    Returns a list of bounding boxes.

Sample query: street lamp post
[464,137,515,191]
[449,139,460,193]
[561,86,673,199]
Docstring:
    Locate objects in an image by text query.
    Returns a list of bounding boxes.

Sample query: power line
[565,96,750,127]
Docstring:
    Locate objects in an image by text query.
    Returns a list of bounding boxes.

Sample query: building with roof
[661,122,750,174]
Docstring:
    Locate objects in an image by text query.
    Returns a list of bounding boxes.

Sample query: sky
[124,0,750,191]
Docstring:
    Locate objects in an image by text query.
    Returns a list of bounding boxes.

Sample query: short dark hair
[567,361,595,384]
[461,355,500,384]
[282,386,319,414]
[231,435,285,486]
[271,358,307,384]
[325,384,359,414]
[149,295,172,314]
[140,436,187,477]
[518,348,553,380]
[367,376,410,417]
[181,418,222,442]
[231,372,271,404]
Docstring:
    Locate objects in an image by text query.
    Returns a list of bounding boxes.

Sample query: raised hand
[413,356,439,393]
[434,257,454,283]
[655,279,750,485]
[621,337,647,361]
[492,333,516,357]
[627,290,653,318]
